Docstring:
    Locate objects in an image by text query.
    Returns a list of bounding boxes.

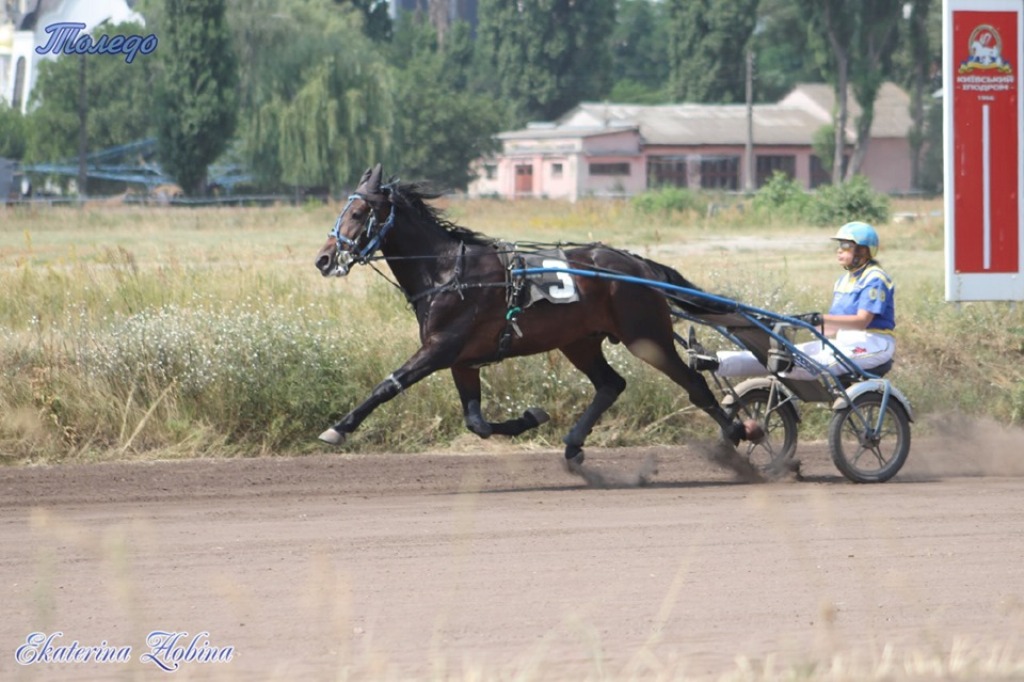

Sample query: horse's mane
[387,181,494,246]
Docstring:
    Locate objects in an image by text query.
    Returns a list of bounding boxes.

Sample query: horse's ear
[358,166,374,186]
[366,163,383,193]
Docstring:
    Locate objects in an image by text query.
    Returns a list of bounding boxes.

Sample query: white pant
[715,330,896,381]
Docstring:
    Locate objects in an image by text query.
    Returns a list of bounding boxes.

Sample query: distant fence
[2,194,326,209]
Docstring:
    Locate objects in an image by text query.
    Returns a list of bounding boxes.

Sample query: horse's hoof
[524,407,550,428]
[563,443,585,473]
[318,428,346,445]
[743,419,765,444]
[725,422,744,446]
[726,420,764,445]
[564,451,585,474]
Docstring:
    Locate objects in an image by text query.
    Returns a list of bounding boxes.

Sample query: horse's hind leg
[624,335,753,445]
[451,366,550,439]
[559,338,627,464]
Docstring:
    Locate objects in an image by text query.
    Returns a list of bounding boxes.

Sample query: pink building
[470,82,914,201]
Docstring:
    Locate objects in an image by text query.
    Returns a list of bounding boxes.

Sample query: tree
[19,21,155,164]
[0,100,28,160]
[339,0,392,42]
[665,0,760,103]
[156,0,238,195]
[750,0,823,102]
[389,19,502,188]
[802,1,851,184]
[895,0,941,190]
[229,0,393,191]
[797,0,901,183]
[844,2,901,179]
[610,0,670,103]
[477,0,615,123]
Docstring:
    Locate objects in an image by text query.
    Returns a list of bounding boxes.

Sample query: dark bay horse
[314,164,761,465]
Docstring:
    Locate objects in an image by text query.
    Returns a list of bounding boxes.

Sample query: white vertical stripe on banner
[982,103,991,270]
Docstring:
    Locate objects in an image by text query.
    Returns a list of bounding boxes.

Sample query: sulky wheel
[728,387,799,476]
[828,392,911,483]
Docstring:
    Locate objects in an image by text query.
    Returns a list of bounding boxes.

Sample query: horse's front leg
[559,338,628,465]
[318,344,453,445]
[450,365,550,439]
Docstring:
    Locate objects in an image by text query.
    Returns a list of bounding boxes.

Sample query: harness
[329,190,398,270]
[329,197,586,359]
[404,243,529,359]
[404,243,508,305]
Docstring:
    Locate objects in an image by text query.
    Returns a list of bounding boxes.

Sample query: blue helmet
[833,221,879,259]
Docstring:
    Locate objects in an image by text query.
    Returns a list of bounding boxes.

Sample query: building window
[551,163,563,178]
[589,162,630,176]
[810,154,850,188]
[810,156,831,188]
[647,156,688,188]
[483,164,497,180]
[700,156,739,190]
[755,155,796,187]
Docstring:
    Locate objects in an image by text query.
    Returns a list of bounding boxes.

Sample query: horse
[314,164,762,467]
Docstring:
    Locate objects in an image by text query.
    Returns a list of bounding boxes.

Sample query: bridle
[328,189,396,274]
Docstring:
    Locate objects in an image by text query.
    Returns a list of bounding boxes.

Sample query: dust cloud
[901,412,1024,478]
[564,438,769,488]
[565,452,660,488]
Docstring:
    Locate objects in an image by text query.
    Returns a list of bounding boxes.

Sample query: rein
[328,195,598,320]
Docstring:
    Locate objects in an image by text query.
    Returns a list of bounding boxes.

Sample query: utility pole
[744,49,754,193]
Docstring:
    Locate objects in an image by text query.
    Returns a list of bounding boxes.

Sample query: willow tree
[231,0,393,191]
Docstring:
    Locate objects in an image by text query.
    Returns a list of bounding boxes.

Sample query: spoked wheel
[828,392,911,483]
[728,388,799,476]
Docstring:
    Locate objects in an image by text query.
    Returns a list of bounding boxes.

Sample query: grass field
[1,196,1022,463]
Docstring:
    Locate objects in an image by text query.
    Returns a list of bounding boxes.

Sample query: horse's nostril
[316,255,330,271]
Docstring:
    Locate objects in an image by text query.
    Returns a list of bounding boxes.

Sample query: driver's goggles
[835,240,856,252]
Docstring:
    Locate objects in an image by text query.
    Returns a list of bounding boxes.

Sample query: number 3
[541,258,576,299]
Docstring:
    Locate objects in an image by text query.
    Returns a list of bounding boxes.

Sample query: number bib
[496,244,580,306]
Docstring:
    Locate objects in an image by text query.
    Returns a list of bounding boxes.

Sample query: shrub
[752,171,810,222]
[806,175,890,226]
[632,186,706,216]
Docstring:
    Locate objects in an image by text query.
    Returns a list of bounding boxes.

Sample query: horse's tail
[637,256,731,315]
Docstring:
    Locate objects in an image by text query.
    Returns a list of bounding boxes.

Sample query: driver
[703,221,896,381]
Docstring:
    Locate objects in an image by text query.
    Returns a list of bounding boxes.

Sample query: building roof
[777,82,911,138]
[498,123,638,142]
[499,82,912,148]
[558,101,829,146]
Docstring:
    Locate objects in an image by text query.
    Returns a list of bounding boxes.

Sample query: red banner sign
[951,10,1019,274]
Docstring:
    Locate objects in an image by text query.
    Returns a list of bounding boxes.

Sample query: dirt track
[3,421,1024,681]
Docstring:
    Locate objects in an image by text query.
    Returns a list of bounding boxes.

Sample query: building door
[515,164,534,196]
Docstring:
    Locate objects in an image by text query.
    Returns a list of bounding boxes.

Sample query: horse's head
[315,163,396,277]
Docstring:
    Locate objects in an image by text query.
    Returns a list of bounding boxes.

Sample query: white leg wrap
[318,428,346,445]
